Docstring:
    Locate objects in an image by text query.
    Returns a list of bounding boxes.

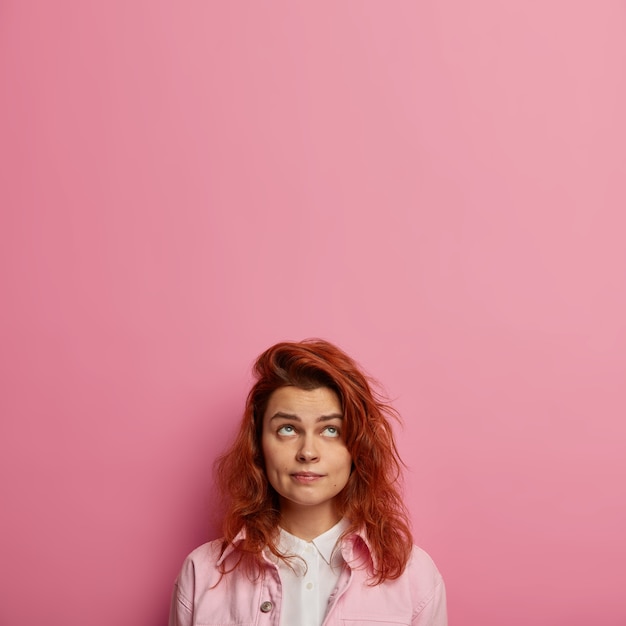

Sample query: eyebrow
[269,412,343,423]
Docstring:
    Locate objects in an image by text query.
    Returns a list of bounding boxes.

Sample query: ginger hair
[215,338,413,584]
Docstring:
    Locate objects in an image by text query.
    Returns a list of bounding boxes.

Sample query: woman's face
[261,385,352,522]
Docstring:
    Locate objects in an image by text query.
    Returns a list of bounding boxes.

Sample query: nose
[297,434,319,462]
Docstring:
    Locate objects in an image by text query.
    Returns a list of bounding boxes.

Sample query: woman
[169,339,447,626]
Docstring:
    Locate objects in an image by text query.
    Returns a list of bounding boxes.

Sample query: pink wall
[1,2,625,624]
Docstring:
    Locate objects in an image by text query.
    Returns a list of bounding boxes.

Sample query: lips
[291,472,324,483]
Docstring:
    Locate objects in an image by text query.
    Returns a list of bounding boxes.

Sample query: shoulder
[332,539,447,625]
[341,529,444,595]
[406,545,447,622]
[183,538,227,565]
[341,527,442,586]
[407,544,443,582]
[170,539,241,626]
[173,539,228,598]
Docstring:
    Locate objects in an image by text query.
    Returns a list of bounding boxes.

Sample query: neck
[278,501,342,541]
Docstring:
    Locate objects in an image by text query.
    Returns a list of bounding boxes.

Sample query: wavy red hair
[215,339,413,584]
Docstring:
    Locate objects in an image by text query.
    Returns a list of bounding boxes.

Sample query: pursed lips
[291,472,325,482]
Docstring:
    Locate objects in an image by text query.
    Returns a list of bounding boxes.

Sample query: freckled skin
[262,386,352,535]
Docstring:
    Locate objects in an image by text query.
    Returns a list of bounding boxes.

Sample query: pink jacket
[169,529,447,626]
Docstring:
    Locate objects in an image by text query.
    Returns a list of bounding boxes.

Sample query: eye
[323,425,340,437]
[277,424,297,436]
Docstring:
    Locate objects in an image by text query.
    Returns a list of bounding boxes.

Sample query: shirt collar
[216,530,245,566]
[276,518,349,566]
[311,518,349,565]
[218,519,374,568]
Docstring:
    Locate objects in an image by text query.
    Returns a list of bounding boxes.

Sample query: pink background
[1,2,625,625]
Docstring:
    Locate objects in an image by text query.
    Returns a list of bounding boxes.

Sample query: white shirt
[269,519,348,626]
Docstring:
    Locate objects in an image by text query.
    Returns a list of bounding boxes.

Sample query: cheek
[335,452,352,478]
[262,440,285,470]
[261,434,273,462]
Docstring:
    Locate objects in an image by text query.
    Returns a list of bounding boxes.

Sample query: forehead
[263,386,342,422]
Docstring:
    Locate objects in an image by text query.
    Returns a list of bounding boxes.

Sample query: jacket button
[260,601,273,613]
